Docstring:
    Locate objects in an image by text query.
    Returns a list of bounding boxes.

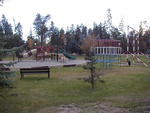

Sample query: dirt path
[35,98,150,113]
[36,103,131,113]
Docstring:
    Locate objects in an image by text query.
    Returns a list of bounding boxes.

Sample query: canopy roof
[96,39,121,47]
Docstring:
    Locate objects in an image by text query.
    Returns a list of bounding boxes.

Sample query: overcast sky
[0,0,150,40]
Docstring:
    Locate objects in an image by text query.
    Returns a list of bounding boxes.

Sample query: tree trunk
[41,35,43,46]
[91,68,94,89]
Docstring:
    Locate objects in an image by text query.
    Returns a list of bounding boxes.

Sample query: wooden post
[20,72,24,79]
[48,68,50,78]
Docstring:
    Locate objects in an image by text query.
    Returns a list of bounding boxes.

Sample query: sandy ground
[0,59,88,69]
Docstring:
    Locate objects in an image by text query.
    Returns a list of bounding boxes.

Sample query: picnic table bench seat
[20,66,50,79]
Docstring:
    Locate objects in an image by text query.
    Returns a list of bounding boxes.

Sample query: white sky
[0,0,150,40]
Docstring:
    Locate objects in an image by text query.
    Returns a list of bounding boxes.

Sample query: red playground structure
[17,45,75,62]
[35,46,55,61]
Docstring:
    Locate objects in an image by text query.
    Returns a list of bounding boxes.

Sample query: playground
[0,38,150,113]
[1,0,150,111]
[0,37,150,113]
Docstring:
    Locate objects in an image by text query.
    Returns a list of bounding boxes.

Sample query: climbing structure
[93,39,121,55]
[35,46,54,61]
[92,39,122,68]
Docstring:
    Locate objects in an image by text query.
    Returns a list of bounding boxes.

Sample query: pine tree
[83,52,104,89]
[106,8,113,38]
[33,13,51,46]
[0,47,16,98]
[139,22,143,38]
[0,16,16,88]
[118,17,125,35]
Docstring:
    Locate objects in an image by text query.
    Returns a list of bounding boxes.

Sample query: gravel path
[0,59,88,69]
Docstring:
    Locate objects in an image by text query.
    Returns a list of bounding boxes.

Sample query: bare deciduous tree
[80,35,96,56]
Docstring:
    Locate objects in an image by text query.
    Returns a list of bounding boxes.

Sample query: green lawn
[0,62,150,113]
[2,55,35,61]
[138,55,150,63]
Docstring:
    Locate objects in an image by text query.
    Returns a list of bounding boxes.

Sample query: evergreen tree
[93,22,99,38]
[106,8,113,38]
[0,23,4,60]
[139,22,143,38]
[1,15,13,38]
[12,22,24,48]
[59,28,65,48]
[88,28,93,36]
[83,53,104,89]
[50,27,60,46]
[33,13,51,46]
[118,17,125,35]
[0,34,15,88]
[81,24,87,39]
[1,15,14,49]
[111,27,121,40]
[14,22,23,37]
[0,14,18,89]
[142,29,150,53]
[49,21,55,43]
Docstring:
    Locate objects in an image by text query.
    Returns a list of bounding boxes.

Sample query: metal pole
[127,26,129,58]
[57,44,59,62]
[56,33,59,62]
[137,35,140,56]
[133,36,135,53]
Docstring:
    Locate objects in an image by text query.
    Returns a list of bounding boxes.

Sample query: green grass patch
[138,55,150,63]
[2,55,35,61]
[0,64,149,113]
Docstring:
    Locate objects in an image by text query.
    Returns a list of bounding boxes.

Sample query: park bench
[20,66,50,79]
[63,64,76,67]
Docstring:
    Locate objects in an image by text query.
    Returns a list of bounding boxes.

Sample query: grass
[2,55,35,61]
[2,54,84,61]
[1,55,16,61]
[0,59,150,113]
[76,55,85,60]
[138,55,150,64]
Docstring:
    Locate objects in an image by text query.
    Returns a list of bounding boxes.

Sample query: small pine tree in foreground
[83,52,104,89]
[0,61,15,87]
[0,49,16,98]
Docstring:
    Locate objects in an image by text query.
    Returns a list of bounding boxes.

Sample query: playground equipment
[58,49,76,60]
[121,51,149,67]
[126,26,140,56]
[22,49,37,57]
[130,53,149,67]
[15,49,37,61]
[35,46,54,61]
[16,45,75,62]
[92,39,122,68]
[0,45,26,61]
[35,46,75,61]
[122,26,149,67]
